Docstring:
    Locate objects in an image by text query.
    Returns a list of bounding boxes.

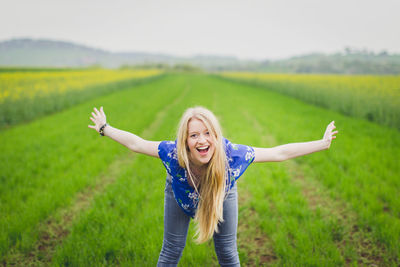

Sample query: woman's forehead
[188,118,208,132]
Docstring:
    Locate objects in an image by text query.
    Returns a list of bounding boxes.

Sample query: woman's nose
[198,134,207,143]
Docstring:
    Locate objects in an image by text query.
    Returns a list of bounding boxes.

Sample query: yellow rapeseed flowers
[221,72,400,129]
[0,69,162,103]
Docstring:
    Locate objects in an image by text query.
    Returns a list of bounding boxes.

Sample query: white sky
[1,0,399,60]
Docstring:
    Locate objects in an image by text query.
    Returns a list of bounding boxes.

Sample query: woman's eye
[191,134,197,138]
[205,132,210,136]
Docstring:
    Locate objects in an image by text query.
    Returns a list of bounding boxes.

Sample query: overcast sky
[1,0,399,60]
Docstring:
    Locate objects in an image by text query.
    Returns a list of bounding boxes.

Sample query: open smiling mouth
[196,146,209,154]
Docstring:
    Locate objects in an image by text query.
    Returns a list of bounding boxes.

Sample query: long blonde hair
[176,106,227,243]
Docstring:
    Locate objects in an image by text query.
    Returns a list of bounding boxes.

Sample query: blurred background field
[0,70,399,266]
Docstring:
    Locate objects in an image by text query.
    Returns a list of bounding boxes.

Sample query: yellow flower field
[221,72,400,98]
[0,68,163,128]
[221,72,400,129]
[0,69,162,102]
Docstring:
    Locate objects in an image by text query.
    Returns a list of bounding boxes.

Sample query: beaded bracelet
[99,123,108,136]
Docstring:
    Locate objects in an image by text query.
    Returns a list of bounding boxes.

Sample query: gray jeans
[157,179,240,267]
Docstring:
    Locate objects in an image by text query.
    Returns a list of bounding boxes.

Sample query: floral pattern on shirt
[158,138,255,217]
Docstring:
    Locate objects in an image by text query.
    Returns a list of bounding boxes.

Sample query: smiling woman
[187,118,215,166]
[88,105,337,267]
[174,107,228,247]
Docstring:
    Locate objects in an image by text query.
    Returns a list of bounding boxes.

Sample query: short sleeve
[224,138,255,181]
[158,140,178,175]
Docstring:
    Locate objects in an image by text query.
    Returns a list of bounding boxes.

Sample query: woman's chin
[190,150,214,166]
[193,156,211,166]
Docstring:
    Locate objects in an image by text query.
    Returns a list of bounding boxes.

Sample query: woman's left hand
[323,121,338,149]
[88,106,107,133]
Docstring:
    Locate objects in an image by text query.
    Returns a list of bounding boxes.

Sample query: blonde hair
[176,106,227,243]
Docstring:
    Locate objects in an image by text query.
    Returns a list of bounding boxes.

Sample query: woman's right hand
[88,106,107,132]
[322,121,338,149]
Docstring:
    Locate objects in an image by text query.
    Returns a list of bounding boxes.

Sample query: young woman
[88,106,338,266]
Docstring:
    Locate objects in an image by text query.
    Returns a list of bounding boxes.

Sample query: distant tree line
[119,63,203,73]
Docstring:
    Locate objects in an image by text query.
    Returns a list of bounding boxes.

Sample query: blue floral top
[158,138,255,218]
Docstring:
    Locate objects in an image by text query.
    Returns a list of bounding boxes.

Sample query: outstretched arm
[88,107,160,158]
[253,121,338,162]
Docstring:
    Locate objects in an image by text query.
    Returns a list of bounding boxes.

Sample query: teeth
[197,146,208,149]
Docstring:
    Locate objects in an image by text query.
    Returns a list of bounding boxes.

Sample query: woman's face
[187,118,215,167]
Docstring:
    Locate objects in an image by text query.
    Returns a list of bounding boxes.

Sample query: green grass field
[1,73,399,266]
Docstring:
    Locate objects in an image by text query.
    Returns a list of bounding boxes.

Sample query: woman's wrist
[99,123,108,136]
[321,138,330,150]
